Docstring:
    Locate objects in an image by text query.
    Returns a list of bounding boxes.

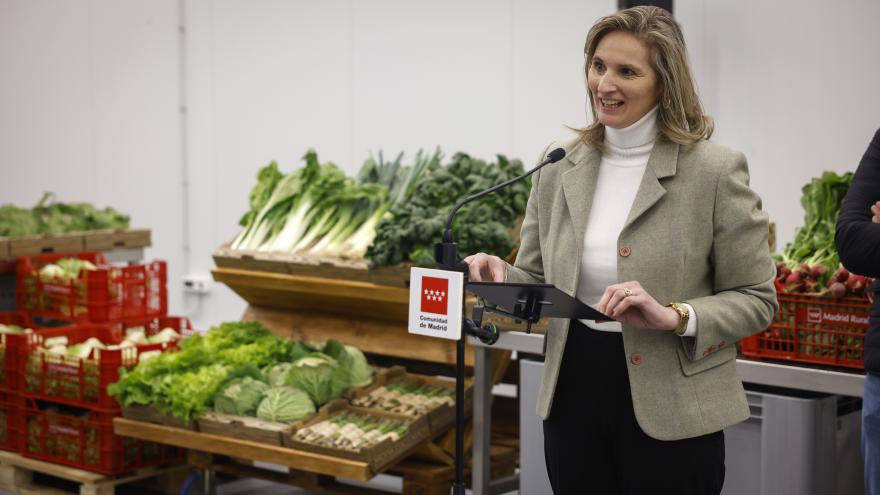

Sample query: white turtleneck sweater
[576,106,696,337]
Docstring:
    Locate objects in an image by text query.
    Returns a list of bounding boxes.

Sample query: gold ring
[623,288,633,297]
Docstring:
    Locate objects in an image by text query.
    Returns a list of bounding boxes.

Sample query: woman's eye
[620,67,635,76]
[592,61,605,72]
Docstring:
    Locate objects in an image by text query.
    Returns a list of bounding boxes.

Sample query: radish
[810,265,827,279]
[786,272,802,285]
[847,274,867,294]
[834,267,849,283]
[830,282,846,298]
[798,263,812,275]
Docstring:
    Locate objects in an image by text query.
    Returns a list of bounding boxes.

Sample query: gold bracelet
[666,302,690,336]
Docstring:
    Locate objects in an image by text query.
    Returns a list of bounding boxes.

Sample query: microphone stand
[434,148,564,495]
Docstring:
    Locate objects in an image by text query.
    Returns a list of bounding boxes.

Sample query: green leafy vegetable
[284,353,349,407]
[0,192,130,236]
[263,362,293,387]
[256,386,316,423]
[774,171,854,288]
[214,376,269,416]
[367,152,529,267]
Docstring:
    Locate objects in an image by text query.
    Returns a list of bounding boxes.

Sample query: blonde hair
[578,6,713,149]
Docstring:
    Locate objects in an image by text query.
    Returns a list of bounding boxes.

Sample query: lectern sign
[408,267,463,340]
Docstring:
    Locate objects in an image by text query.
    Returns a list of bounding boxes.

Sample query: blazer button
[630,353,643,365]
[619,246,632,257]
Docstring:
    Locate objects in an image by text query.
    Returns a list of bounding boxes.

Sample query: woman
[465,7,777,494]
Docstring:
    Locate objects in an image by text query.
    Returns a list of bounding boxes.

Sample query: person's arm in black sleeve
[835,128,880,278]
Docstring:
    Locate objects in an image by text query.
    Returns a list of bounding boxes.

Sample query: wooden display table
[110,267,516,494]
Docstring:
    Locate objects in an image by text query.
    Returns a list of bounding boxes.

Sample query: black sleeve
[835,128,880,278]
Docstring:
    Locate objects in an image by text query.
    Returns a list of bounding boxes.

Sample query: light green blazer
[506,135,778,441]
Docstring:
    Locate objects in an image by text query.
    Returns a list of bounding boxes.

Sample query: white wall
[182,0,615,328]
[0,0,185,312]
[3,1,880,329]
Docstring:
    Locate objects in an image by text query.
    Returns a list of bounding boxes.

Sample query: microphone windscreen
[547,147,566,163]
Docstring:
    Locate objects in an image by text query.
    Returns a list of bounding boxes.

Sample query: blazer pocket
[676,345,736,377]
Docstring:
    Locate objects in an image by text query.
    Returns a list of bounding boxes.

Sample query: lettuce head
[256,386,315,423]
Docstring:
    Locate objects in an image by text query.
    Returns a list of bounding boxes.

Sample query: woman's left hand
[596,281,680,331]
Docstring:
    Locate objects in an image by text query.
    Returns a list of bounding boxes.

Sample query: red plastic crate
[741,292,872,369]
[0,388,23,452]
[0,311,33,391]
[16,252,167,323]
[114,315,196,339]
[22,322,181,409]
[19,399,183,475]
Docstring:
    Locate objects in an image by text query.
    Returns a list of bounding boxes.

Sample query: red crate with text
[16,252,167,323]
[22,323,181,409]
[741,293,872,369]
[20,399,183,475]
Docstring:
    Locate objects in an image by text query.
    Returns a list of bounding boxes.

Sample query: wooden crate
[282,399,431,473]
[213,243,411,289]
[8,233,84,259]
[0,230,152,262]
[196,411,291,447]
[83,229,151,252]
[121,405,197,431]
[349,365,473,437]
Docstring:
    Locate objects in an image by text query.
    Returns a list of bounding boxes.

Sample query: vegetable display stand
[20,399,183,475]
[741,292,872,369]
[109,270,516,493]
[23,323,180,409]
[0,388,23,452]
[17,252,167,323]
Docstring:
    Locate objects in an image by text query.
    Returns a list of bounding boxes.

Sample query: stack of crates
[0,251,188,474]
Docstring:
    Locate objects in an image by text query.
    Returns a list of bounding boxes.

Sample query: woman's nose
[596,73,616,94]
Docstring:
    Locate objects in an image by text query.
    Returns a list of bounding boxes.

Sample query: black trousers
[542,320,725,494]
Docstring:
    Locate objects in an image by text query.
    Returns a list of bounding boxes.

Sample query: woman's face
[588,31,660,129]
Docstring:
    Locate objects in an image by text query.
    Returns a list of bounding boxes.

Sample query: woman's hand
[463,253,507,282]
[871,200,880,223]
[596,281,680,331]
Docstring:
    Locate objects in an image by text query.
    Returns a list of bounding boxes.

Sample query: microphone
[435,147,566,269]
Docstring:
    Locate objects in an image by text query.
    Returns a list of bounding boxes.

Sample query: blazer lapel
[561,144,601,267]
[622,139,679,232]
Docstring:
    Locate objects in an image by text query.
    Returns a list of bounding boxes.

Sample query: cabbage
[214,377,269,417]
[256,386,315,423]
[323,340,372,388]
[344,346,372,388]
[284,353,349,406]
[263,362,293,387]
